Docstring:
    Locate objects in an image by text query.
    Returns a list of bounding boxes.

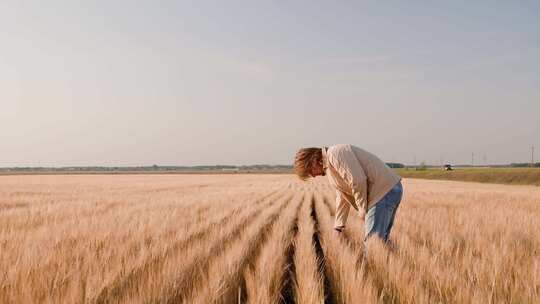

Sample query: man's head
[294,147,325,180]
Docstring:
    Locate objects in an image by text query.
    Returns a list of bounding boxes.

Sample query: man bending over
[294,144,403,253]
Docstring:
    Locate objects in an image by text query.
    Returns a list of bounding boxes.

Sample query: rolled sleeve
[330,150,369,211]
[334,190,350,229]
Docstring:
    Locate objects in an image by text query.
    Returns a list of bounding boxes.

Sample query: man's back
[325,144,401,210]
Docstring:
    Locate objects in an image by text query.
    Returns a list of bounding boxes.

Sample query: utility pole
[532,146,535,167]
[483,154,487,167]
[413,155,417,170]
[471,152,474,167]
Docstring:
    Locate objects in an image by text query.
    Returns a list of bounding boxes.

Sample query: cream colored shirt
[322,144,401,229]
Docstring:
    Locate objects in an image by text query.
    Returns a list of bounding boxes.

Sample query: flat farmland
[1,174,539,303]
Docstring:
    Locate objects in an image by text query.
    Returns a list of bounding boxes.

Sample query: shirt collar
[322,146,329,171]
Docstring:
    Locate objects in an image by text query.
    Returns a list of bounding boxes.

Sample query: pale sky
[1,1,539,167]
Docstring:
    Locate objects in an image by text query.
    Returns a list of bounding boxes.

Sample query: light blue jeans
[364,181,403,251]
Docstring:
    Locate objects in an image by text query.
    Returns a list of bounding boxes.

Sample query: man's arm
[334,190,350,231]
[329,149,369,211]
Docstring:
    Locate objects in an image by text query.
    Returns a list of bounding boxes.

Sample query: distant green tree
[416,162,427,171]
[386,162,405,168]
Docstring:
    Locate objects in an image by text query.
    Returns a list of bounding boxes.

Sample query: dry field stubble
[1,174,539,303]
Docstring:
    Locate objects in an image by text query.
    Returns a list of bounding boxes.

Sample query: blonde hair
[294,147,322,180]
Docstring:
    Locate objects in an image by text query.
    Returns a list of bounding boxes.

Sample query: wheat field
[1,174,539,303]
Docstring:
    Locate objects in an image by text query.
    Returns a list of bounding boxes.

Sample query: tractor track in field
[93,189,283,304]
[163,193,294,303]
[310,196,337,304]
[277,197,302,304]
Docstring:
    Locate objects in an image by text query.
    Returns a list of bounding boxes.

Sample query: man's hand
[334,226,344,238]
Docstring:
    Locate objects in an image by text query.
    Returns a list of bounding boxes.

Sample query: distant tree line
[510,163,540,168]
[1,163,408,172]
[6,162,540,173]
